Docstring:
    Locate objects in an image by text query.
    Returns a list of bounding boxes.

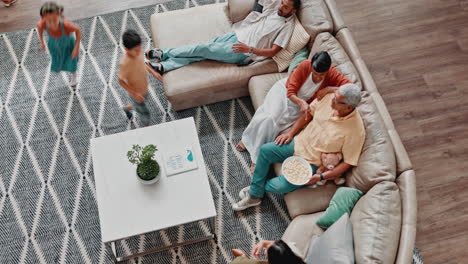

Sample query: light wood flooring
[1,0,468,263]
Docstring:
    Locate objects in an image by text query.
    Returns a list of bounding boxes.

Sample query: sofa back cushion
[227,0,255,23]
[310,32,362,89]
[345,93,397,192]
[297,0,334,48]
[350,181,402,264]
[272,17,310,72]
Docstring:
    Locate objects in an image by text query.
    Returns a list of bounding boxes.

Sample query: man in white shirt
[146,0,300,78]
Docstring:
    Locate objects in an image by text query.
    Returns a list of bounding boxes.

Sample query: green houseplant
[127,144,160,184]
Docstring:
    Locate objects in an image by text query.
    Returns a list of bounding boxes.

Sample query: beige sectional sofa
[150,0,417,263]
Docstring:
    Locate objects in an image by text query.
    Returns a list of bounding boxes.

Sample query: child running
[119,29,153,127]
[37,2,81,87]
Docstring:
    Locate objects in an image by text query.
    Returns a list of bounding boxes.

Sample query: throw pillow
[306,213,354,264]
[273,17,310,72]
[288,47,309,74]
[316,187,363,229]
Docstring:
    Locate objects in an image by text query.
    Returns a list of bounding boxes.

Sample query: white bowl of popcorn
[282,156,313,186]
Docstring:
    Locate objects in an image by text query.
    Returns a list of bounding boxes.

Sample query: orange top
[37,18,79,38]
[286,60,351,103]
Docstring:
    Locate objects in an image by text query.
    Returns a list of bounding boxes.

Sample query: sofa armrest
[228,0,255,23]
[284,183,337,219]
[336,28,361,62]
[324,0,346,34]
[395,170,418,264]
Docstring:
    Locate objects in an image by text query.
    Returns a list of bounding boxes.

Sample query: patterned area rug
[0,0,423,263]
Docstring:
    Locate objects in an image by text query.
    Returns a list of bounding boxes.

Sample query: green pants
[160,32,249,72]
[249,140,318,199]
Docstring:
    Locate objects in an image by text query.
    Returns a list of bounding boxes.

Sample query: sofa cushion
[288,47,309,74]
[151,2,279,110]
[281,212,325,259]
[310,32,362,89]
[316,187,363,229]
[283,180,338,219]
[151,3,232,48]
[164,59,278,111]
[297,0,334,48]
[306,213,355,264]
[272,17,310,72]
[227,0,255,23]
[350,181,402,264]
[345,93,397,192]
[248,73,288,109]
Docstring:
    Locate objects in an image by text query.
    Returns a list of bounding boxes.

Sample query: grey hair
[339,83,361,108]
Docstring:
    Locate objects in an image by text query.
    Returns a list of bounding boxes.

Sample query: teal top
[46,18,78,73]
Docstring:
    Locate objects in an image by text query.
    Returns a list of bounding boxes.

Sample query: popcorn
[283,158,311,185]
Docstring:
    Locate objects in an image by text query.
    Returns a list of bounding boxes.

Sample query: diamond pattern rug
[0,0,423,263]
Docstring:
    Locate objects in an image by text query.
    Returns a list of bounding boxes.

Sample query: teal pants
[160,32,249,72]
[249,140,318,199]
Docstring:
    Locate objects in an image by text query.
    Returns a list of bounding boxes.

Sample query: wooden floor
[2,0,468,263]
[334,0,468,263]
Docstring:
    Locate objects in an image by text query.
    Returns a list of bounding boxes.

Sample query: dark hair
[289,0,301,10]
[268,240,305,264]
[40,2,64,17]
[122,30,142,50]
[311,51,332,73]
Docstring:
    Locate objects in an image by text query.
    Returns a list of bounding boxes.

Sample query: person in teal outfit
[37,2,81,87]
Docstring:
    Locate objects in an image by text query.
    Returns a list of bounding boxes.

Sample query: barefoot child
[37,2,80,86]
[119,30,152,127]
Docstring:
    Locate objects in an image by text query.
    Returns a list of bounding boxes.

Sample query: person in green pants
[145,0,300,78]
[233,83,366,211]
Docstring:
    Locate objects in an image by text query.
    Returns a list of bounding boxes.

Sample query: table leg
[109,217,217,263]
[110,241,124,262]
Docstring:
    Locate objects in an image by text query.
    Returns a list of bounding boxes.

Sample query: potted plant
[127,144,160,184]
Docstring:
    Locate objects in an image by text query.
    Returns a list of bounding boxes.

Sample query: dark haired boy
[119,29,157,127]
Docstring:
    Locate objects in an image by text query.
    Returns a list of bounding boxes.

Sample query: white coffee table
[90,117,217,262]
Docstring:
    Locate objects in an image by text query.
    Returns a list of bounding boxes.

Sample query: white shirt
[233,0,295,61]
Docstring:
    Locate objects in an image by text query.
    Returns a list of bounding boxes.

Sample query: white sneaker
[238,186,250,200]
[233,194,261,211]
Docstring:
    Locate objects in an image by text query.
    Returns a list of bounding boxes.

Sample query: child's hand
[41,42,46,52]
[72,48,79,59]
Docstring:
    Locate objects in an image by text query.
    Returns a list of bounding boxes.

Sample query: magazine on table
[163,146,198,176]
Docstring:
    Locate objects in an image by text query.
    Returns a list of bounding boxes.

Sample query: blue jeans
[249,140,318,199]
[130,94,150,126]
[160,32,249,72]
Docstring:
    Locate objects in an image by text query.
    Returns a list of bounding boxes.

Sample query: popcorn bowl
[281,156,313,186]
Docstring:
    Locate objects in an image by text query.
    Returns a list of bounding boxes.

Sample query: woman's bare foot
[236,141,246,152]
[231,249,247,257]
[250,163,256,174]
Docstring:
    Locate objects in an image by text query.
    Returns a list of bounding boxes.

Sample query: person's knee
[265,177,298,195]
[259,142,275,158]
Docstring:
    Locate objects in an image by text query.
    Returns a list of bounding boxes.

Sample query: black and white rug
[0,0,423,263]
